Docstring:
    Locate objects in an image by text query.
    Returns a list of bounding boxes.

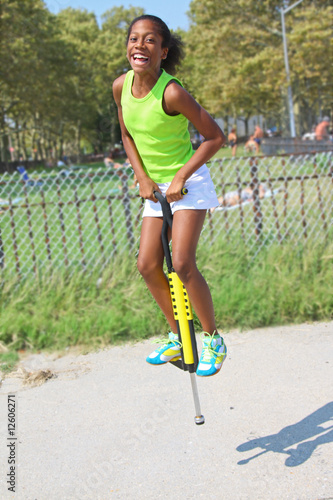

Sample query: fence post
[0,224,4,269]
[56,178,69,269]
[40,190,52,265]
[313,154,327,234]
[219,159,230,239]
[331,161,333,208]
[74,187,86,269]
[300,176,307,239]
[282,158,289,240]
[9,197,21,276]
[236,165,246,242]
[106,195,118,255]
[89,178,105,263]
[120,173,135,250]
[23,187,37,275]
[264,161,282,243]
[249,157,263,241]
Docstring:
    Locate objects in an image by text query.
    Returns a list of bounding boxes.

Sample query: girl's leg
[137,216,177,333]
[171,209,217,335]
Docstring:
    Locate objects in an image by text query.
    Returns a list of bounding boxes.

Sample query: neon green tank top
[121,69,195,183]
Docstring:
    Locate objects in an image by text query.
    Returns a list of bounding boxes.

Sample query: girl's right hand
[139,177,161,203]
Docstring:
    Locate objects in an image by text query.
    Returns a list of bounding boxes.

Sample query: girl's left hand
[165,177,185,203]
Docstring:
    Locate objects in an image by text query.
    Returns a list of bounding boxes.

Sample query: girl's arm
[163,82,226,202]
[112,75,161,202]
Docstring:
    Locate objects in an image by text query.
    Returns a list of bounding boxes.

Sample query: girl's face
[127,20,168,75]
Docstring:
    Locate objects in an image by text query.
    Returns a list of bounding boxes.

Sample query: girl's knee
[172,256,196,283]
[137,256,148,277]
[137,255,160,279]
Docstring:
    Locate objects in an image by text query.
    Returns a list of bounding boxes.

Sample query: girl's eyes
[128,36,155,43]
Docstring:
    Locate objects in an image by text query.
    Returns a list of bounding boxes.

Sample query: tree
[288,4,332,131]
[55,8,100,158]
[93,6,144,149]
[182,0,332,135]
[0,0,78,161]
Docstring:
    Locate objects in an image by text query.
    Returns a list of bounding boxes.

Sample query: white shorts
[142,165,219,217]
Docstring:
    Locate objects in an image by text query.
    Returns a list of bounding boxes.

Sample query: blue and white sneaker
[146,332,182,365]
[196,332,227,377]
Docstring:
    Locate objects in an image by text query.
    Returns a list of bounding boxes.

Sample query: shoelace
[152,335,182,351]
[200,332,223,362]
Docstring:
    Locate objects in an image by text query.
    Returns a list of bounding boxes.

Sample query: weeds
[0,351,19,373]
[0,241,332,358]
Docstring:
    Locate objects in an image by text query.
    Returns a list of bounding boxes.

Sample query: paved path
[0,321,332,500]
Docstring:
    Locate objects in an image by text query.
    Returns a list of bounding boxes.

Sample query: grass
[0,351,19,373]
[0,240,332,370]
[202,240,333,329]
[2,151,330,279]
[0,167,142,276]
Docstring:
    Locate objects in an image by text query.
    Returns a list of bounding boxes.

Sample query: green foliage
[0,351,19,373]
[0,241,331,357]
[202,240,333,329]
[0,0,331,160]
[0,257,166,352]
[181,0,332,129]
[0,2,144,160]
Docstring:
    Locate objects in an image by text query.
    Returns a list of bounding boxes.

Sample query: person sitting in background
[315,117,330,141]
[228,128,238,157]
[104,150,123,169]
[211,184,268,212]
[244,135,256,153]
[17,165,43,186]
[302,125,316,141]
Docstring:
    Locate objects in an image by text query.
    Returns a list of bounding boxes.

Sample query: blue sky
[45,0,191,31]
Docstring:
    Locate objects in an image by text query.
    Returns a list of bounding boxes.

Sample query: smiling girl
[112,15,227,376]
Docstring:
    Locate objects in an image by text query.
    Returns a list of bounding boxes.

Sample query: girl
[113,15,227,376]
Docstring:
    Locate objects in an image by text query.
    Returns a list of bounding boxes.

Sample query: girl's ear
[162,48,168,60]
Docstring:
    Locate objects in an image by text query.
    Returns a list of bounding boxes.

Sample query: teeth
[134,55,148,60]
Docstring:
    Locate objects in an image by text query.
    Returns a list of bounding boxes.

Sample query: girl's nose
[135,38,144,48]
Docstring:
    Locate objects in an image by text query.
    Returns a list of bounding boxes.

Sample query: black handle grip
[153,189,187,272]
[153,191,173,228]
[153,189,188,223]
[140,188,187,205]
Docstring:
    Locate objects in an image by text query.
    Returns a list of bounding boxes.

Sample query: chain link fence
[0,151,332,279]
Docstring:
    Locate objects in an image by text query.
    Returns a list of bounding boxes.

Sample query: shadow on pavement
[236,401,333,467]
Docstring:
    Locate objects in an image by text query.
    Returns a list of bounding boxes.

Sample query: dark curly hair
[126,15,184,75]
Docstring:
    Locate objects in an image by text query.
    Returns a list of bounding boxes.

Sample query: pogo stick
[154,190,205,425]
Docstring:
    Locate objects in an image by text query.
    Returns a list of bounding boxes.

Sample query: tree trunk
[8,133,15,161]
[0,111,7,162]
[76,119,81,163]
[21,122,28,160]
[59,122,64,159]
[244,116,250,137]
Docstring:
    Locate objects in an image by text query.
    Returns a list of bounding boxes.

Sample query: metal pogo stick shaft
[190,373,205,425]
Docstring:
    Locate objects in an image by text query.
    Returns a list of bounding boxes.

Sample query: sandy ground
[0,321,332,500]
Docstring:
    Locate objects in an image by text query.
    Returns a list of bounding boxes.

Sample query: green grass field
[2,150,331,278]
[0,166,142,276]
[0,239,332,371]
